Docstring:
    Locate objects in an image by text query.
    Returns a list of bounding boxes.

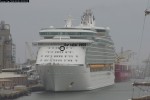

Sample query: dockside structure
[0,21,16,72]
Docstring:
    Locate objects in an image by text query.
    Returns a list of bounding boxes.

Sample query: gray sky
[0,0,150,63]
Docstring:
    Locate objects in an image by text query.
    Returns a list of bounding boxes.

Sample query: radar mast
[80,9,95,27]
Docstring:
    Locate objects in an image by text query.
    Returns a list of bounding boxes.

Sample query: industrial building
[0,71,27,88]
[0,21,16,72]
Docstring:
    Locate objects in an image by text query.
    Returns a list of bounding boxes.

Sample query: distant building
[0,72,27,88]
[0,21,16,71]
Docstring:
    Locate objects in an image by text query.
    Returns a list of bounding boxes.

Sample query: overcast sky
[0,0,150,63]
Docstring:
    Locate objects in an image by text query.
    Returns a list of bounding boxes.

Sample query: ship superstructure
[33,9,116,91]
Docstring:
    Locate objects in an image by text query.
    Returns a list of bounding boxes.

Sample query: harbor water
[15,79,146,100]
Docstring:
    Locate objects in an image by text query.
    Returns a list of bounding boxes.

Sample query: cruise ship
[33,9,116,91]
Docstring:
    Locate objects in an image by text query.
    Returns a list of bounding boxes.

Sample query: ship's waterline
[15,81,134,100]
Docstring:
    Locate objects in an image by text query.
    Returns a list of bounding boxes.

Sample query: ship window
[96,29,106,32]
[40,32,95,36]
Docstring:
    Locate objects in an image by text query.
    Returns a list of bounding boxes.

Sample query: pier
[0,89,29,99]
[0,84,44,99]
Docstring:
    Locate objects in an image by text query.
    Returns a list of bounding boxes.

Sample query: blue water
[15,80,144,100]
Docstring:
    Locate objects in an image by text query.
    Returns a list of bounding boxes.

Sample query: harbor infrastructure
[0,68,44,99]
[0,21,16,72]
[0,68,27,88]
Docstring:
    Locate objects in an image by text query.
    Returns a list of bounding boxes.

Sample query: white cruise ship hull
[37,64,115,91]
[34,10,116,92]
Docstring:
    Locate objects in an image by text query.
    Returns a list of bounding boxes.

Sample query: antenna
[80,9,95,27]
[64,15,73,28]
[0,21,5,30]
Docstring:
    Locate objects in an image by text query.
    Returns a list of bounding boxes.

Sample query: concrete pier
[0,89,29,99]
[0,84,44,99]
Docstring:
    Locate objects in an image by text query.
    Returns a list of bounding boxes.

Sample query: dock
[0,89,29,99]
[29,84,45,92]
[0,84,44,99]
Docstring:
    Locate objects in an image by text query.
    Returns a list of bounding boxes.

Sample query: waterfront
[15,80,144,100]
